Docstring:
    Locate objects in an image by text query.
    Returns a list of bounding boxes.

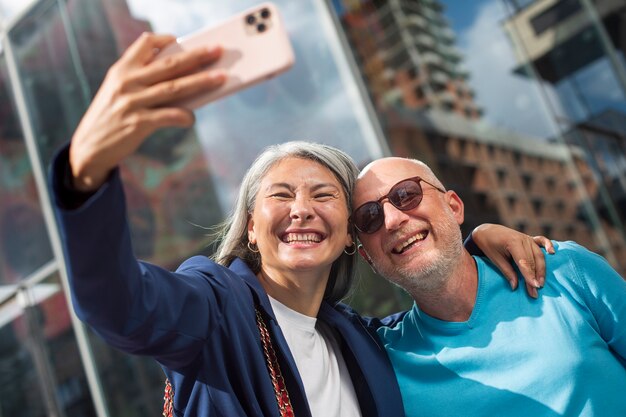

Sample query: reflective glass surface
[0,53,54,284]
[85,331,164,416]
[334,0,626,283]
[0,273,95,417]
[8,0,115,168]
[12,0,384,268]
[127,0,384,210]
[5,0,391,415]
[445,0,559,138]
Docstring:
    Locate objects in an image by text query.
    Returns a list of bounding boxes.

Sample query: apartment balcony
[383,87,404,106]
[404,14,428,29]
[437,26,456,42]
[414,33,436,49]
[452,66,470,79]
[438,44,463,62]
[430,69,449,87]
[421,51,445,68]
[438,90,456,104]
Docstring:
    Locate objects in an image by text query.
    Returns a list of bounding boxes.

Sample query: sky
[0,0,37,24]
[440,0,560,140]
[440,0,483,33]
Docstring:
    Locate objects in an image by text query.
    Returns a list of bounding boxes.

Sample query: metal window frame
[0,1,109,416]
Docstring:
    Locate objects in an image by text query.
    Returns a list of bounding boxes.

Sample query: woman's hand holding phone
[155,3,294,109]
[68,3,294,192]
[68,32,226,192]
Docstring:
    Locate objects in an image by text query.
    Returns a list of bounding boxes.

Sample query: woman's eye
[270,193,292,199]
[314,193,335,200]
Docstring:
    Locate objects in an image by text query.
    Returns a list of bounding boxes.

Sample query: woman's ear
[247,215,256,243]
[345,231,354,248]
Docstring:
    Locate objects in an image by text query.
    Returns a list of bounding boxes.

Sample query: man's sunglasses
[351,176,446,234]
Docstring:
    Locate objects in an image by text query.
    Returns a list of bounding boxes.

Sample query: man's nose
[383,201,409,231]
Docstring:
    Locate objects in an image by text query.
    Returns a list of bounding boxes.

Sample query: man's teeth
[284,233,322,243]
[394,232,426,253]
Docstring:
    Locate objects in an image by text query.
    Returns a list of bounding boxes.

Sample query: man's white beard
[374,217,464,296]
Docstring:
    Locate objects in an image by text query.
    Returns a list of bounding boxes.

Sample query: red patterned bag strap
[162,378,174,417]
[256,307,295,417]
[161,308,294,417]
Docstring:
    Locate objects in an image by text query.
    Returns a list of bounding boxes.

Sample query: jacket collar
[229,258,312,416]
[229,258,278,320]
[229,258,404,417]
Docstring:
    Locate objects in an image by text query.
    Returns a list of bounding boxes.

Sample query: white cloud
[127,0,234,35]
[0,0,37,22]
[456,0,561,139]
[126,0,323,37]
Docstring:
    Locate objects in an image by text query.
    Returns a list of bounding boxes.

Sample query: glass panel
[8,0,107,169]
[501,0,626,265]
[125,0,383,209]
[86,331,165,416]
[0,52,54,284]
[507,4,626,126]
[0,272,96,417]
[334,0,626,291]
[8,0,390,414]
[12,0,384,267]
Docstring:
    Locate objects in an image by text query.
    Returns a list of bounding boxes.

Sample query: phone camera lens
[257,23,267,33]
[246,14,256,25]
[260,8,271,19]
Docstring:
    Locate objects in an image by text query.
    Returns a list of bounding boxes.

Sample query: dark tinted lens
[389,180,422,209]
[354,202,384,233]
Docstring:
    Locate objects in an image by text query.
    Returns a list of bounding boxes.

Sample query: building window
[530,0,582,36]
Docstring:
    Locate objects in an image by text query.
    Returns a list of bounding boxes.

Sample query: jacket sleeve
[463,232,485,257]
[51,146,228,369]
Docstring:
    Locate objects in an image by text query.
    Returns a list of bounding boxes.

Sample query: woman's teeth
[284,233,322,243]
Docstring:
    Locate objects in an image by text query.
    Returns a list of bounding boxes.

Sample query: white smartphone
[157,2,295,109]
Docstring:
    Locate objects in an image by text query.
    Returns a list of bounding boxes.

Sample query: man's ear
[446,190,465,226]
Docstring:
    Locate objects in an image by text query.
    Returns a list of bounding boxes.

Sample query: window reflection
[335,0,626,276]
[86,330,165,416]
[6,0,393,414]
[0,53,54,284]
[0,273,95,417]
[9,0,119,167]
[126,0,385,211]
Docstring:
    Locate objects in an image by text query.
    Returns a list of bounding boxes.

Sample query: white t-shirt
[268,296,363,417]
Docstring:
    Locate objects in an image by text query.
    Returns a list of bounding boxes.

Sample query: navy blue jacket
[51,148,405,417]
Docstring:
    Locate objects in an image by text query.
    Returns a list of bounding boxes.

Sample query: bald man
[353,157,626,417]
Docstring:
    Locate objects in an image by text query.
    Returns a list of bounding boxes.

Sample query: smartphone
[156,2,295,109]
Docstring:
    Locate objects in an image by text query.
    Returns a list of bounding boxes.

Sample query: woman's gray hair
[213,141,359,304]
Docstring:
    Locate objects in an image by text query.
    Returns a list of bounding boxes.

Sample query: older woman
[52,34,549,417]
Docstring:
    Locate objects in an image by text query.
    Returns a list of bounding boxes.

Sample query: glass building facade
[0,0,624,415]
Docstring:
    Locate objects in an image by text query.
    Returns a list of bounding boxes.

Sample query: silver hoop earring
[247,241,260,253]
[344,244,357,255]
